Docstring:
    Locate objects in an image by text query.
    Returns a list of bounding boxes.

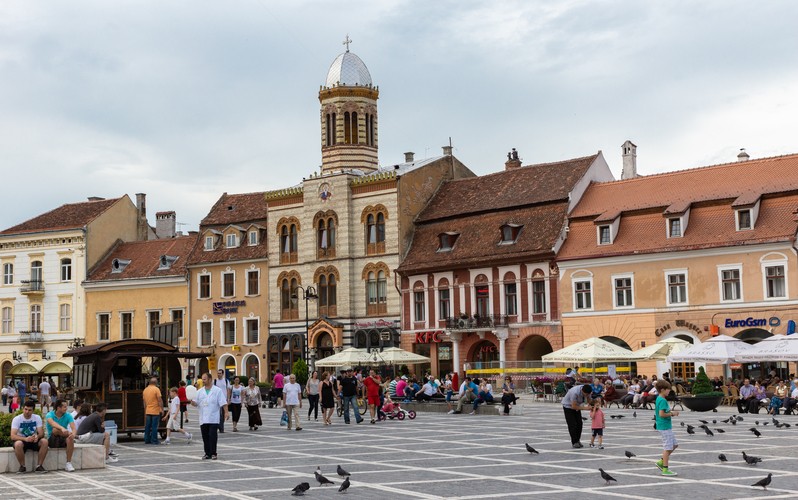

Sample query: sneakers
[469,411,476,415]
[598,445,604,450]
[108,450,118,458]
[106,455,119,463]
[447,410,455,415]
[17,465,26,474]
[163,439,171,445]
[572,442,584,449]
[35,465,47,473]
[655,459,664,471]
[589,443,595,448]
[296,427,303,431]
[65,462,75,472]
[661,468,678,476]
[187,432,192,444]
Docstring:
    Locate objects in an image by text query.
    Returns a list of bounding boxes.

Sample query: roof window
[500,224,523,244]
[158,255,178,270]
[438,232,459,252]
[111,258,131,273]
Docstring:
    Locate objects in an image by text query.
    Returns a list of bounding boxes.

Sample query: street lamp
[291,285,318,368]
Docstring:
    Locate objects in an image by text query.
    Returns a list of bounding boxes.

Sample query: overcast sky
[2,1,796,232]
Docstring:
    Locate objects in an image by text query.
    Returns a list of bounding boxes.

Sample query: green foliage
[255,382,270,389]
[292,358,309,387]
[691,366,716,396]
[0,408,43,447]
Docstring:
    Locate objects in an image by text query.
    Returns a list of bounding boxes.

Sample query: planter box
[680,395,723,412]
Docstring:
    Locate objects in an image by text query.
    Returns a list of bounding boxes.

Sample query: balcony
[445,314,509,330]
[19,331,44,343]
[20,280,45,295]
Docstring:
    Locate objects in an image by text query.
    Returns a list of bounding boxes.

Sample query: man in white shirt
[213,370,231,433]
[191,372,228,460]
[11,400,49,473]
[39,378,52,414]
[282,373,303,431]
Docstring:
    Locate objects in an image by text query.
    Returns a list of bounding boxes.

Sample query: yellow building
[557,148,798,381]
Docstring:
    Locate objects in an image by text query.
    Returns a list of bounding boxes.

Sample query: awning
[8,360,49,375]
[42,360,73,374]
[542,337,637,363]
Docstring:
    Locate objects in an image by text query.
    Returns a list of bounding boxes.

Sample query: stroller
[378,398,416,421]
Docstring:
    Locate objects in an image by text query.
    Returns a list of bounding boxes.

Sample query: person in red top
[178,380,189,427]
[362,370,382,425]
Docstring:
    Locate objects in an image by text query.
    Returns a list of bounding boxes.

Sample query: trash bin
[105,420,118,445]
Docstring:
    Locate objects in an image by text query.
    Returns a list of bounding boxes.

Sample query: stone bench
[0,443,106,473]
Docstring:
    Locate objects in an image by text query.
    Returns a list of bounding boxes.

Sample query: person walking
[39,378,52,414]
[306,371,320,422]
[283,374,303,431]
[177,380,189,426]
[362,370,381,424]
[561,383,592,448]
[338,368,363,424]
[162,388,192,445]
[244,377,262,431]
[273,369,285,408]
[229,377,243,432]
[1,383,7,408]
[17,379,27,406]
[654,380,680,476]
[213,370,231,433]
[320,372,336,426]
[191,372,229,460]
[142,377,163,445]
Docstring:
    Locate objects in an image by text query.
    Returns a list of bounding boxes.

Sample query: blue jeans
[144,414,160,444]
[473,392,494,410]
[342,395,363,424]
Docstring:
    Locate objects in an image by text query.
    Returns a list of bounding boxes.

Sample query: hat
[401,375,408,380]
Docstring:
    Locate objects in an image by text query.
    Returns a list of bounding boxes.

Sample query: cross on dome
[343,34,352,52]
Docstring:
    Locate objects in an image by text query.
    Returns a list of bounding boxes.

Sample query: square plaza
[2,402,797,499]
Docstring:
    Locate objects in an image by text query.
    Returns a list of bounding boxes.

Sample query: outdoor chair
[727,385,740,406]
[721,386,732,406]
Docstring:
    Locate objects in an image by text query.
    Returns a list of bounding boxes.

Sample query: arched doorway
[316,332,335,360]
[735,328,782,380]
[470,340,498,366]
[219,354,236,378]
[517,335,553,361]
[1,360,12,385]
[243,354,260,382]
[197,358,208,379]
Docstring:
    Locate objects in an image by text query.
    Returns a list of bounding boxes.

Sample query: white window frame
[60,258,72,282]
[59,303,72,332]
[245,269,260,296]
[572,273,594,312]
[664,269,689,306]
[198,320,213,347]
[736,208,752,231]
[226,233,238,248]
[761,257,788,300]
[504,282,518,316]
[2,263,12,285]
[413,289,426,323]
[97,312,111,342]
[612,273,635,309]
[248,231,258,246]
[2,306,13,334]
[667,217,682,238]
[146,309,161,339]
[221,318,236,346]
[30,304,42,332]
[120,311,134,339]
[717,264,744,303]
[597,225,611,245]
[170,308,185,338]
[244,317,260,345]
[221,271,236,298]
[198,273,211,299]
[204,235,214,251]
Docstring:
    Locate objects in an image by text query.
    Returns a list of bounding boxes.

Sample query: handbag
[280,409,288,426]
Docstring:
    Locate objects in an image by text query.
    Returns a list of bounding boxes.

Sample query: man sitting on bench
[11,400,49,473]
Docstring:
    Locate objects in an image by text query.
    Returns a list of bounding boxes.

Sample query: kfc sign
[414,331,444,343]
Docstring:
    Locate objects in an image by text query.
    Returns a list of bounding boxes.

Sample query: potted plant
[679,366,724,412]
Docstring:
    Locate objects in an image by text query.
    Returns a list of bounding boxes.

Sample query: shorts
[78,432,105,445]
[48,434,69,448]
[19,441,41,452]
[445,390,453,402]
[592,428,603,437]
[167,416,181,431]
[40,395,52,406]
[367,395,380,406]
[659,429,677,451]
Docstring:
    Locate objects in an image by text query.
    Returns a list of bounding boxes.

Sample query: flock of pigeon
[524,413,785,491]
[291,465,351,496]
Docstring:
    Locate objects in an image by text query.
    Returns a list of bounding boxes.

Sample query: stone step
[0,443,106,473]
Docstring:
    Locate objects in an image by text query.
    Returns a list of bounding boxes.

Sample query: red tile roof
[201,192,268,226]
[571,153,798,218]
[0,197,124,235]
[417,154,599,222]
[86,235,198,281]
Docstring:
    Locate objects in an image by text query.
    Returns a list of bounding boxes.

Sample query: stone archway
[735,328,772,345]
[469,339,498,365]
[1,360,12,385]
[517,335,553,361]
[242,354,260,382]
[219,354,237,377]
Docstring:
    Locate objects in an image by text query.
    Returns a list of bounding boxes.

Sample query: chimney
[505,148,522,170]
[156,211,177,239]
[87,196,105,202]
[442,145,453,156]
[737,148,750,162]
[404,152,415,163]
[621,140,637,180]
[135,193,148,241]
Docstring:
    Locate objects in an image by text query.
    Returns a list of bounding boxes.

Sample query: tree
[292,358,309,388]
[691,366,714,396]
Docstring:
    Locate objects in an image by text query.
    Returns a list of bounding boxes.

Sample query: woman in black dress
[320,371,336,426]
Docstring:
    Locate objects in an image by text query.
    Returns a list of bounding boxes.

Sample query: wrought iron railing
[445,314,509,330]
[20,280,44,293]
[19,331,44,343]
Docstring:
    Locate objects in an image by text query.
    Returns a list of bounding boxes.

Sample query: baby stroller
[378,400,416,421]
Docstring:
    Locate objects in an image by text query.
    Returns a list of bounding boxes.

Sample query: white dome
[325,51,372,87]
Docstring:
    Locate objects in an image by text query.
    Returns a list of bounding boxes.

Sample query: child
[163,387,192,445]
[654,380,680,476]
[589,397,605,449]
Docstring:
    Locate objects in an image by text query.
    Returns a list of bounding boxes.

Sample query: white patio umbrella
[313,347,373,368]
[373,347,431,365]
[734,335,798,362]
[666,335,754,364]
[631,338,691,361]
[542,337,637,363]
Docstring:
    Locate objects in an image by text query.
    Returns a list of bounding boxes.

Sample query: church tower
[319,36,379,174]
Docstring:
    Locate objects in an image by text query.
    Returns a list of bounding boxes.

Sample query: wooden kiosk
[64,339,208,437]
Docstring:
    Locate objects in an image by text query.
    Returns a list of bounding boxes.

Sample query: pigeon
[722,417,731,423]
[525,443,539,454]
[742,451,763,465]
[749,427,761,438]
[680,421,685,427]
[784,423,791,428]
[625,450,636,460]
[616,415,625,419]
[599,468,617,485]
[736,417,744,421]
[718,453,728,462]
[756,421,760,425]
[715,428,725,433]
[730,419,737,425]
[337,465,351,477]
[763,421,769,426]
[698,419,708,424]
[292,482,310,496]
[712,419,717,424]
[772,418,779,425]
[315,469,335,486]
[686,425,695,435]
[751,473,772,490]
[338,477,351,493]
[610,415,617,419]
[703,427,714,437]
[633,411,637,418]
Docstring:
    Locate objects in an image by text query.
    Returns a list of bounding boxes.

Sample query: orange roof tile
[87,235,198,281]
[0,197,123,235]
[201,192,268,226]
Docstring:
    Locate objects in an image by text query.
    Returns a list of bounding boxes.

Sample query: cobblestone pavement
[2,402,798,499]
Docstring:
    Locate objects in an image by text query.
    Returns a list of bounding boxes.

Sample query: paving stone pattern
[2,401,797,499]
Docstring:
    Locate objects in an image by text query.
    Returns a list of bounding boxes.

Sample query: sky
[1,1,797,232]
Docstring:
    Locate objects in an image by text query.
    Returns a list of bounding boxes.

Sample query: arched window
[277,217,300,264]
[30,304,41,332]
[413,281,426,323]
[344,112,352,144]
[363,263,389,315]
[315,212,337,259]
[438,278,451,320]
[351,111,358,144]
[325,113,332,146]
[362,205,388,255]
[364,112,375,146]
[474,274,490,318]
[280,277,300,320]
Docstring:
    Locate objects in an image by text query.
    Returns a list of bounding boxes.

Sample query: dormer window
[111,258,131,273]
[737,209,752,231]
[226,233,238,248]
[598,225,611,245]
[668,218,682,238]
[500,224,523,244]
[204,236,214,251]
[158,255,178,270]
[248,230,258,246]
[438,232,459,252]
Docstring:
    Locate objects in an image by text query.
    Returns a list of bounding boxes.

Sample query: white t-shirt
[194,385,227,425]
[284,382,302,406]
[485,383,493,394]
[169,396,180,418]
[791,387,798,399]
[12,414,43,438]
[422,383,436,396]
[74,416,87,429]
[39,381,51,396]
[1,387,8,396]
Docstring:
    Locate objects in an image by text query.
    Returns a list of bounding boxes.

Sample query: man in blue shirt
[737,379,755,413]
[17,380,27,404]
[449,377,479,414]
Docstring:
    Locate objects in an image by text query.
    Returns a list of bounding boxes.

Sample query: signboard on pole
[607,364,617,379]
[208,357,217,372]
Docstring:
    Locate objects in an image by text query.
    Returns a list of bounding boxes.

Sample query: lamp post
[291,285,318,369]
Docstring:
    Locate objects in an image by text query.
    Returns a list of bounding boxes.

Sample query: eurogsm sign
[414,331,444,343]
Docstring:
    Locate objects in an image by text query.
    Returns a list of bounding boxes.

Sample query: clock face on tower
[319,182,332,202]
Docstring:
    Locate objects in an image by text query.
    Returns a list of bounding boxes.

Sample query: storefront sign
[724,317,768,328]
[213,300,246,315]
[354,319,395,329]
[655,319,702,337]
[414,331,444,343]
[480,345,497,353]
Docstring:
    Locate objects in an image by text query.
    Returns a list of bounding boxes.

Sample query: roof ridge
[447,152,599,183]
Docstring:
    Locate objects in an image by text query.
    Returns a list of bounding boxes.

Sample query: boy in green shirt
[654,380,680,476]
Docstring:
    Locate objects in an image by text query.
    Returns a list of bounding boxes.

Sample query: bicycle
[336,396,368,417]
